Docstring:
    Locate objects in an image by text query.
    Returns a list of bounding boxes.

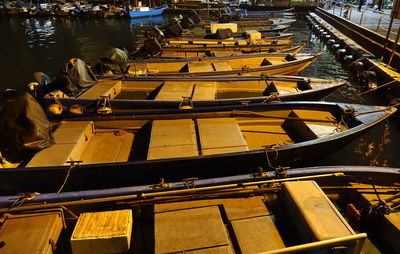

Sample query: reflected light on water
[24,18,55,48]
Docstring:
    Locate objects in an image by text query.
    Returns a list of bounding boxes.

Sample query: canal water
[0,15,399,168]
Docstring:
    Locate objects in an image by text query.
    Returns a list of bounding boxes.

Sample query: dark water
[0,16,399,168]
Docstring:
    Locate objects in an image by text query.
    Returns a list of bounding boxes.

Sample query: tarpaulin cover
[0,92,54,161]
[61,58,97,95]
[104,48,129,74]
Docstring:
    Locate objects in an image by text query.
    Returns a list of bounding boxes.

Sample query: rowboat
[198,18,297,28]
[157,43,305,57]
[42,75,346,112]
[0,95,395,193]
[127,4,167,18]
[0,166,398,253]
[163,33,294,46]
[134,43,305,59]
[123,53,322,77]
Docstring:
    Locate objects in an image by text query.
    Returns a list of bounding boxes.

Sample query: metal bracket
[183,177,198,189]
[152,177,170,189]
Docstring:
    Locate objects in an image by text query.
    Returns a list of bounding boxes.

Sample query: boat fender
[28,82,39,91]
[359,71,378,90]
[69,104,84,114]
[327,39,336,45]
[48,104,63,115]
[335,48,347,59]
[352,61,365,78]
[323,34,331,41]
[345,204,360,228]
[318,29,325,35]
[97,106,112,114]
[343,55,354,65]
[332,43,341,50]
[389,98,400,109]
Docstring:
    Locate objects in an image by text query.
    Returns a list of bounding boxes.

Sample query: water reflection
[24,18,55,48]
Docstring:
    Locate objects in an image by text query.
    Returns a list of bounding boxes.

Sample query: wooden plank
[192,82,216,100]
[197,118,249,155]
[71,210,133,254]
[188,62,215,73]
[27,144,76,167]
[79,132,134,164]
[160,51,176,58]
[155,197,270,220]
[155,206,230,254]
[186,246,233,254]
[212,62,233,72]
[240,125,293,150]
[155,81,194,101]
[148,119,199,160]
[79,80,121,99]
[282,181,354,241]
[213,51,240,57]
[53,121,93,144]
[0,212,64,254]
[231,216,285,254]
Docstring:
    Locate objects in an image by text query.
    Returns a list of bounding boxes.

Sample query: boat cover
[0,92,54,161]
[61,58,97,95]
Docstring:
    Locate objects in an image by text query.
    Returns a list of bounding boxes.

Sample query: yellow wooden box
[210,22,238,33]
[71,209,133,254]
[246,30,262,41]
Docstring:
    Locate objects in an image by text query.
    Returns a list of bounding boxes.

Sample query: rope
[263,145,279,170]
[357,79,400,96]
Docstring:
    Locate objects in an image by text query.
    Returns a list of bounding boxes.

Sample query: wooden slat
[188,62,215,73]
[186,246,233,254]
[240,125,293,150]
[192,82,216,100]
[212,62,233,72]
[155,81,194,101]
[232,216,285,254]
[160,51,176,58]
[155,206,230,254]
[79,80,121,99]
[148,119,199,160]
[197,118,249,155]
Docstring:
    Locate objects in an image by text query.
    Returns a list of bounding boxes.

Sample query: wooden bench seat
[282,181,355,241]
[197,118,249,155]
[79,80,122,99]
[148,119,199,160]
[27,121,94,167]
[188,62,215,73]
[192,82,216,100]
[212,62,233,72]
[292,110,343,138]
[155,81,194,101]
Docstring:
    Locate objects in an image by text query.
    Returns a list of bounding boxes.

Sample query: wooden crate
[71,209,133,254]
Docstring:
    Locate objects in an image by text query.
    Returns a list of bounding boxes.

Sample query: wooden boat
[163,33,294,46]
[176,25,290,39]
[123,53,321,77]
[198,18,297,28]
[156,43,305,58]
[0,100,395,193]
[44,75,346,112]
[0,167,398,253]
[127,4,167,18]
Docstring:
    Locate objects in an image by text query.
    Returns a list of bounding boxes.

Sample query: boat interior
[164,39,293,48]
[2,179,386,253]
[165,35,294,45]
[26,107,354,167]
[77,78,328,102]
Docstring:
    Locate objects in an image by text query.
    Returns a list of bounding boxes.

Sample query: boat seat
[274,83,299,95]
[281,181,356,241]
[282,110,341,142]
[197,118,249,155]
[212,62,233,72]
[27,121,94,167]
[155,81,194,101]
[79,80,122,99]
[160,51,176,58]
[127,63,148,76]
[192,82,216,100]
[187,62,215,73]
[148,119,199,160]
[0,211,64,254]
[213,51,242,57]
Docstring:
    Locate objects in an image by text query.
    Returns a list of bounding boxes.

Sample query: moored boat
[121,53,322,77]
[0,167,398,253]
[127,4,167,18]
[0,94,395,193]
[41,75,346,113]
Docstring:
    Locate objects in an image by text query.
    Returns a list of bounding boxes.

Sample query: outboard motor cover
[147,26,165,43]
[188,11,201,24]
[166,19,183,37]
[144,37,162,56]
[61,58,97,95]
[217,28,233,39]
[181,16,195,29]
[0,91,54,162]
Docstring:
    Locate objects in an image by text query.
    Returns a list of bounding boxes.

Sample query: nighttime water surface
[0,16,399,168]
